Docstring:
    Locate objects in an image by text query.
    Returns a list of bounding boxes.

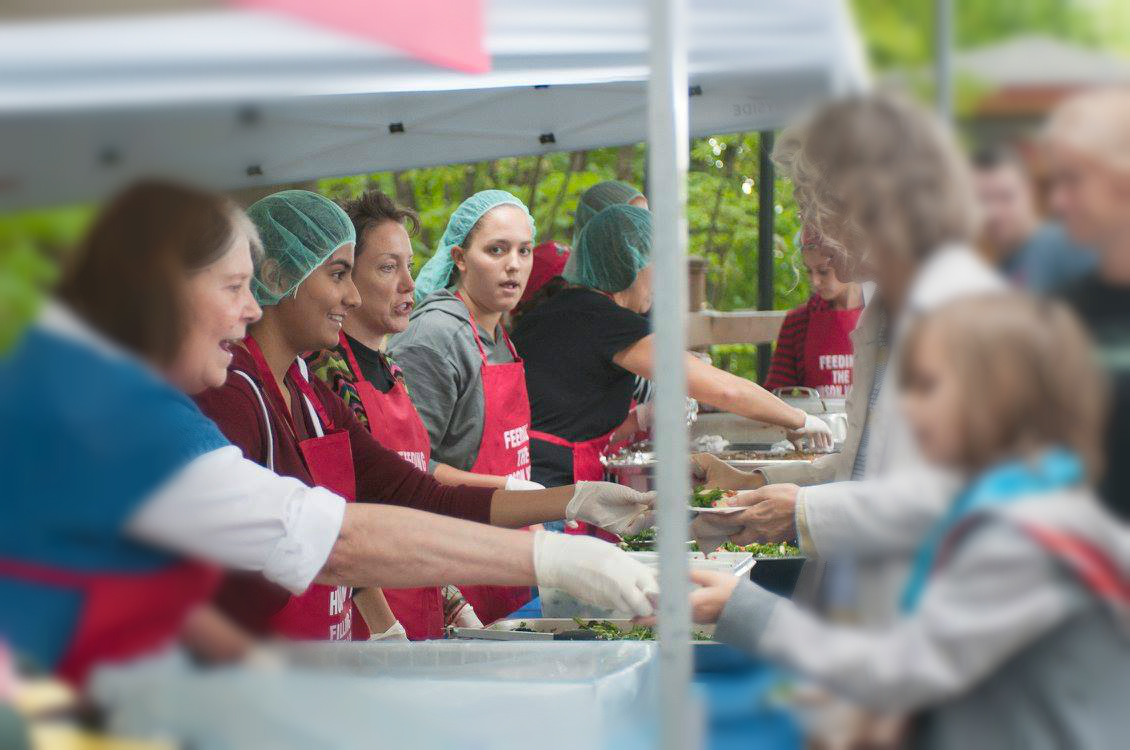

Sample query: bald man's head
[1046,88,1130,170]
[1044,87,1130,250]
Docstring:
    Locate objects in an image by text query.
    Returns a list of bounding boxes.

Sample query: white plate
[688,505,746,515]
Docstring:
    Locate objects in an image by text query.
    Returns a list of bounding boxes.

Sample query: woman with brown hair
[0,181,660,684]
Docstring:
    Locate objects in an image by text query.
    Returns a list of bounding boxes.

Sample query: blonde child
[687,294,1130,749]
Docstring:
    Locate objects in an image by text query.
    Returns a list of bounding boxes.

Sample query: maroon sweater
[193,345,495,634]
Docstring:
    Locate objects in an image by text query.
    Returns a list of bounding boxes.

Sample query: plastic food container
[92,642,660,750]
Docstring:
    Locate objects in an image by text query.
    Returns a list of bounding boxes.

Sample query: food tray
[449,619,762,674]
[450,618,715,642]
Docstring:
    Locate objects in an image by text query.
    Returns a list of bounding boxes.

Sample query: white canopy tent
[2,3,866,746]
[0,0,867,210]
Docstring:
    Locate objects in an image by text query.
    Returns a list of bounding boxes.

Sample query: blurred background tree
[4,0,1129,368]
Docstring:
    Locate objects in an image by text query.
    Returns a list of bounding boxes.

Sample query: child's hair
[901,293,1109,478]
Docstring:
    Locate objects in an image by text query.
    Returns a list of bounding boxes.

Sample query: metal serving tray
[450,618,716,642]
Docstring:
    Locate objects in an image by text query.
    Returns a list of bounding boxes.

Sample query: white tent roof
[0,0,867,210]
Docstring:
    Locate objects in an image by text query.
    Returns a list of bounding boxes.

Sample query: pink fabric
[521,242,571,303]
[232,0,489,73]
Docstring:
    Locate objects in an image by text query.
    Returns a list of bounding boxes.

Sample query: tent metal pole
[935,0,954,122]
[756,130,776,383]
[647,0,696,748]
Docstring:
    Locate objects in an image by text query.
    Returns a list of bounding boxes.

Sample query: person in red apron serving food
[766,228,864,398]
[308,190,547,637]
[511,205,835,543]
[389,190,551,623]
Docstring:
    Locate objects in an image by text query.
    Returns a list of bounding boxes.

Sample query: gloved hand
[634,401,655,432]
[787,412,834,452]
[369,621,408,641]
[566,481,656,536]
[505,476,546,491]
[532,531,659,617]
[452,601,484,628]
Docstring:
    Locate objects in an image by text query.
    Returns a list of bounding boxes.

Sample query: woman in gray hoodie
[684,294,1130,749]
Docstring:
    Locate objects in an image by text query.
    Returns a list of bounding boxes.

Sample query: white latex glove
[634,401,655,432]
[243,644,287,671]
[566,481,656,536]
[788,412,835,452]
[369,621,408,641]
[452,601,484,628]
[505,476,545,491]
[533,531,659,618]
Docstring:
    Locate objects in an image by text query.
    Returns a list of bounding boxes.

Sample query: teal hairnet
[572,180,644,246]
[247,190,356,306]
[413,189,535,303]
[565,204,652,293]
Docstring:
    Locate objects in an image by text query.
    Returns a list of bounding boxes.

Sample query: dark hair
[971,144,1025,173]
[57,180,258,365]
[339,190,420,256]
[509,276,573,323]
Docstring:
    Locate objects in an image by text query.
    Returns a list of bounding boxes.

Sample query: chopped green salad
[690,486,736,508]
[572,618,713,641]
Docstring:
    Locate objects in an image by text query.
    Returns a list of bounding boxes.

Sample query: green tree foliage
[3,1,1123,361]
[321,135,807,380]
[0,207,91,351]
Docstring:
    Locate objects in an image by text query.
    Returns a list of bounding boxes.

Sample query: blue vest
[0,324,229,673]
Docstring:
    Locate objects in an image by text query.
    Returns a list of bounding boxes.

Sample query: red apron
[0,558,219,686]
[338,332,445,640]
[529,429,621,543]
[241,337,355,641]
[802,306,861,399]
[452,295,534,624]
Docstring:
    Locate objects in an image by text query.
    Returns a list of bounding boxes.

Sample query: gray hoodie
[715,488,1130,749]
[387,290,518,472]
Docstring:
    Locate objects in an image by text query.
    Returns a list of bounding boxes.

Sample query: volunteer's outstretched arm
[686,524,1085,713]
[613,335,832,449]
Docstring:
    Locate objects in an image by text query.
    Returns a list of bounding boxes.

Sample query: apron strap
[243,336,335,436]
[454,291,520,362]
[337,331,366,380]
[529,430,574,449]
[292,358,330,437]
[233,370,275,471]
[339,330,402,384]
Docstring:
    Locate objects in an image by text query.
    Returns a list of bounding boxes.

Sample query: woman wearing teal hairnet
[191,189,665,640]
[511,204,835,540]
[389,189,555,621]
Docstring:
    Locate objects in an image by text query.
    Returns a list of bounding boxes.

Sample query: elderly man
[1045,88,1130,520]
[972,145,1095,293]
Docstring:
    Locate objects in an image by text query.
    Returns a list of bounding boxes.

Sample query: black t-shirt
[341,333,396,393]
[511,287,651,487]
[1058,274,1130,519]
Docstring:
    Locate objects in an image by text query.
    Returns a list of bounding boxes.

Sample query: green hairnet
[572,180,644,246]
[413,189,535,303]
[565,203,652,293]
[247,190,356,306]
